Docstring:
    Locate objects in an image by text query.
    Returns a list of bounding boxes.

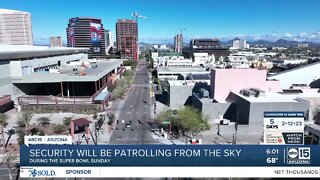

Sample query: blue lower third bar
[20,145,320,167]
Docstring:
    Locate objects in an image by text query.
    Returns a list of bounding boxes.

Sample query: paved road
[109,59,157,144]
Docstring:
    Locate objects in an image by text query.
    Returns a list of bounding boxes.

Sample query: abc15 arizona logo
[287,147,311,164]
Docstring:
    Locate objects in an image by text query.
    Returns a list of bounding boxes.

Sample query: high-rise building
[116,19,138,61]
[66,17,105,58]
[232,38,248,49]
[0,9,33,45]
[174,34,183,52]
[50,37,63,47]
[105,30,113,55]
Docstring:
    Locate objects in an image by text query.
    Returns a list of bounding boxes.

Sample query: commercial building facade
[268,61,320,89]
[0,44,125,111]
[50,37,63,47]
[105,30,113,55]
[185,38,229,59]
[193,90,311,134]
[0,9,33,45]
[232,38,249,49]
[167,77,210,109]
[157,66,209,80]
[211,69,281,102]
[191,68,319,134]
[116,19,138,61]
[66,17,106,58]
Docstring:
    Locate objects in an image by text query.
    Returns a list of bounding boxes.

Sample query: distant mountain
[220,40,233,47]
[249,40,274,46]
[273,39,299,47]
[226,39,320,47]
[140,39,320,48]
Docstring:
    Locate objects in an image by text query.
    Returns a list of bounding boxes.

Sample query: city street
[108,60,157,144]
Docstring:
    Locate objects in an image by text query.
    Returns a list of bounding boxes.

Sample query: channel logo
[287,147,311,164]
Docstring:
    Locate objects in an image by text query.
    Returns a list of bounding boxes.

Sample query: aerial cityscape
[0,0,320,179]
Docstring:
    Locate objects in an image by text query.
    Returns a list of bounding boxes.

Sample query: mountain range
[219,39,320,47]
[140,39,320,48]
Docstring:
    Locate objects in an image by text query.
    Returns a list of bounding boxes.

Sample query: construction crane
[131,12,146,61]
[180,28,186,36]
[132,11,147,23]
[180,28,186,52]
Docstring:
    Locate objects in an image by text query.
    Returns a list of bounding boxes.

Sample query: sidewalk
[151,131,185,145]
[99,99,125,144]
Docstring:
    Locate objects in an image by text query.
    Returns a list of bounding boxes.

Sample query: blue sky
[1,0,320,44]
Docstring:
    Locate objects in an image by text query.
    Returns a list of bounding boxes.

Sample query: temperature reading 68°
[266,157,279,164]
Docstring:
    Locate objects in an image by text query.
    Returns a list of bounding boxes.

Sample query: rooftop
[168,80,210,86]
[189,73,211,80]
[194,92,218,104]
[0,8,28,14]
[234,90,320,103]
[305,124,320,137]
[72,118,92,127]
[268,61,320,77]
[0,44,89,60]
[157,66,208,73]
[12,60,123,83]
[69,17,102,20]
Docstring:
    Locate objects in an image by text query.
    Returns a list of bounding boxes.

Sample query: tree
[53,124,66,134]
[16,128,25,145]
[107,113,115,125]
[157,106,210,141]
[157,110,176,124]
[37,117,51,127]
[0,153,17,180]
[178,107,210,144]
[14,163,20,180]
[178,107,209,131]
[16,112,33,135]
[0,113,8,148]
[4,129,16,148]
[63,117,72,126]
[93,112,98,120]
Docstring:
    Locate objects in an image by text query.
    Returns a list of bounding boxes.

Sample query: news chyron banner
[264,112,305,144]
[20,145,320,178]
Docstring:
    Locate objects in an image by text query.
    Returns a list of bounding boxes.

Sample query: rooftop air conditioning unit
[241,89,255,97]
[199,88,209,98]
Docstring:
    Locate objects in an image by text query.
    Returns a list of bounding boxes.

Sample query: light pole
[232,108,239,144]
[217,112,221,136]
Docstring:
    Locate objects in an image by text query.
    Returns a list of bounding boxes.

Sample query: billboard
[90,22,102,52]
[68,28,75,47]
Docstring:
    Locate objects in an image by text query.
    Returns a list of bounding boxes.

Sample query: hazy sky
[1,0,320,43]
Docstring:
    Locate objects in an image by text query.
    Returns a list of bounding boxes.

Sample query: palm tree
[16,128,25,145]
[0,113,8,148]
[16,112,33,135]
[37,117,51,127]
[0,153,17,180]
[14,163,19,180]
[4,129,16,148]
